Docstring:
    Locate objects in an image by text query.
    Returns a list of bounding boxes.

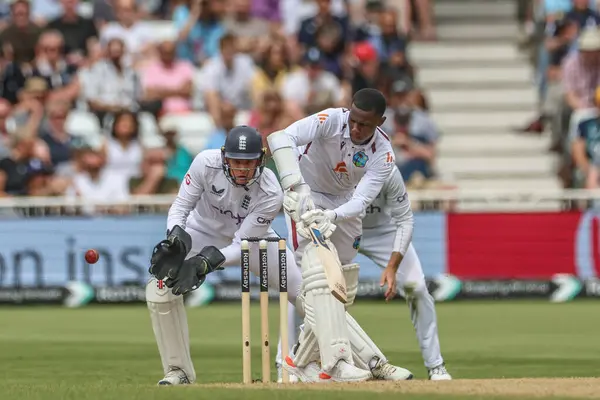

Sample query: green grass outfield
[1,300,599,400]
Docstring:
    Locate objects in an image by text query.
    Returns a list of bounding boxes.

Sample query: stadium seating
[411,0,561,191]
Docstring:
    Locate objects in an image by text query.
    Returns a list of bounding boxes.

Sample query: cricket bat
[307,224,348,303]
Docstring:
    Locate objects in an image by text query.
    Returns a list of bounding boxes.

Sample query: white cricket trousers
[359,223,444,369]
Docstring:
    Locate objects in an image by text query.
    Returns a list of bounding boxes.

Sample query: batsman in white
[146,126,302,385]
[359,167,452,380]
[268,88,413,382]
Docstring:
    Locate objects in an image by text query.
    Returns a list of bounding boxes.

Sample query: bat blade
[308,225,348,303]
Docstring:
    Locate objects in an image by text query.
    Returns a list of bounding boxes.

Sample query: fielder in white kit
[360,167,452,380]
[267,88,413,382]
[145,126,303,385]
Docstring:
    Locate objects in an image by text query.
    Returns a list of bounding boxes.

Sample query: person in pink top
[140,38,195,114]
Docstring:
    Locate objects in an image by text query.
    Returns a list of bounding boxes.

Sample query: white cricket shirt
[167,149,283,261]
[362,167,414,255]
[283,107,396,220]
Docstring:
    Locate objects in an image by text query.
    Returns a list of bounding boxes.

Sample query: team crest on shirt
[241,195,251,210]
[352,235,362,250]
[333,161,349,180]
[352,151,369,168]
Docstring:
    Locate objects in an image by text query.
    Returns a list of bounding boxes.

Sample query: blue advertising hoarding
[0,213,446,289]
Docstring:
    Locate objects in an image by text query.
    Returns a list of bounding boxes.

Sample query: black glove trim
[167,225,192,256]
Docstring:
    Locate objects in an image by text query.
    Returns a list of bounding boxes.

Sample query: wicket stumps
[241,237,289,384]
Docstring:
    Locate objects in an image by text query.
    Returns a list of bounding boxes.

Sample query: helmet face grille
[221,147,266,188]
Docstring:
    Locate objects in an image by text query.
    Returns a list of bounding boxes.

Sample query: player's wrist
[324,209,337,222]
[294,182,311,194]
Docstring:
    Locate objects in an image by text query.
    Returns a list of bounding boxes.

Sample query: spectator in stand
[281,47,344,117]
[23,158,57,196]
[66,136,129,214]
[251,0,281,31]
[250,39,295,105]
[46,0,99,67]
[0,129,53,196]
[352,0,384,43]
[563,29,600,143]
[158,118,193,183]
[100,0,153,66]
[200,33,254,127]
[30,0,63,26]
[11,77,46,133]
[248,89,293,144]
[404,0,435,40]
[297,0,349,78]
[0,0,42,64]
[92,0,116,28]
[29,31,79,101]
[582,92,600,192]
[174,0,226,66]
[574,87,600,187]
[129,155,179,195]
[370,8,411,78]
[203,100,237,149]
[38,100,73,169]
[248,89,292,179]
[387,77,438,183]
[0,1,10,32]
[83,38,141,123]
[347,41,380,94]
[224,0,270,54]
[0,99,14,153]
[103,110,143,181]
[520,0,600,134]
[1,31,78,104]
[530,14,578,136]
[565,0,600,29]
[140,38,194,115]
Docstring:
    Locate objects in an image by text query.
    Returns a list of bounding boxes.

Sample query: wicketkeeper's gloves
[166,245,226,296]
[149,225,192,281]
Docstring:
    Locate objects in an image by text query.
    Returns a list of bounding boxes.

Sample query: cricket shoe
[369,357,413,381]
[282,356,322,382]
[157,367,191,385]
[276,362,300,383]
[428,363,452,380]
[318,359,372,383]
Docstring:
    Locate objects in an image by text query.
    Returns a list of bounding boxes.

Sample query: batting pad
[146,278,196,382]
[346,313,388,370]
[301,243,352,371]
[290,323,320,367]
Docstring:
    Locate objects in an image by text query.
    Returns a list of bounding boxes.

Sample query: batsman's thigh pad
[301,242,352,371]
[346,313,387,370]
[341,263,359,306]
[146,278,196,382]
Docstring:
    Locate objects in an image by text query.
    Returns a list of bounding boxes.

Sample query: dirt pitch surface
[202,378,600,399]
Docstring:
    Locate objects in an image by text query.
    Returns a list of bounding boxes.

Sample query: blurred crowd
[517,0,600,190]
[0,0,440,213]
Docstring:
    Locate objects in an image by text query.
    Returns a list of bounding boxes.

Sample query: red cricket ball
[85,249,99,264]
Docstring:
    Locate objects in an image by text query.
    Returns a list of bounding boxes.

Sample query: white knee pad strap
[346,313,387,370]
[341,263,359,307]
[146,278,196,382]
